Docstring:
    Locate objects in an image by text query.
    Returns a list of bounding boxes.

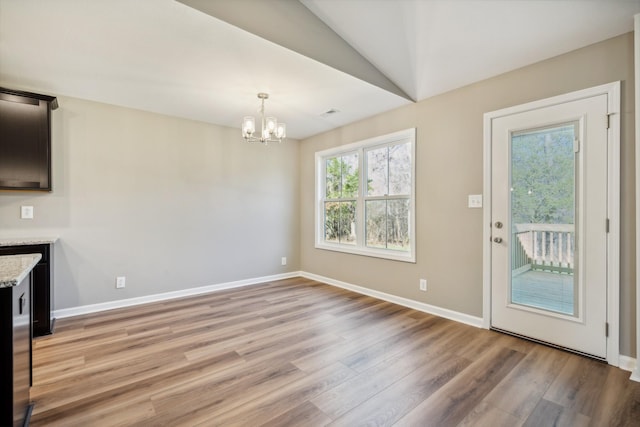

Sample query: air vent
[321,108,340,117]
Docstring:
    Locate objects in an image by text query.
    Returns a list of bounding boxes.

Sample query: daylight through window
[315,129,416,262]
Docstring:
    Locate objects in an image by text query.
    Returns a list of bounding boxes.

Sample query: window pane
[367,147,388,196]
[324,201,340,243]
[389,142,411,195]
[325,201,357,245]
[341,153,359,198]
[366,200,387,248]
[387,199,410,251]
[325,157,341,199]
[340,201,357,245]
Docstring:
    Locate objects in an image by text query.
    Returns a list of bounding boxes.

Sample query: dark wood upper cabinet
[0,87,58,191]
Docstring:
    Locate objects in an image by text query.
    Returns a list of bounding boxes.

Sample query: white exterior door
[485,83,619,360]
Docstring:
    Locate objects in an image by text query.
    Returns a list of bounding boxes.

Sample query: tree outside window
[315,129,416,262]
[365,142,411,251]
[324,154,358,245]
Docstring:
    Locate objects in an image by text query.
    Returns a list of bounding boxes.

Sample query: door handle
[19,293,25,315]
[493,237,503,243]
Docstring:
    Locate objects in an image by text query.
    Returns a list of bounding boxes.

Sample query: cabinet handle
[19,293,25,315]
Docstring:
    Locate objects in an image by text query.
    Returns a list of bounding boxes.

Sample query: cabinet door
[0,88,55,191]
[13,275,31,426]
[0,274,32,427]
[32,262,50,336]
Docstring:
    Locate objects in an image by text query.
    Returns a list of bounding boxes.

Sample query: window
[315,129,416,262]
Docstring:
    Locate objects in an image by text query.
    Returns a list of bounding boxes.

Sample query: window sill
[315,242,416,263]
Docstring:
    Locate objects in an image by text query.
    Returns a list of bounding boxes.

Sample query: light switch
[468,195,482,208]
[21,206,34,219]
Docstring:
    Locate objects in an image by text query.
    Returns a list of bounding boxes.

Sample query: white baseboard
[300,271,484,328]
[53,270,481,327]
[54,271,302,319]
[53,270,637,381]
[619,356,640,382]
[619,355,636,372]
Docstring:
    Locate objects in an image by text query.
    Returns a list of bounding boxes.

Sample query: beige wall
[300,33,636,357]
[0,33,634,358]
[0,96,300,309]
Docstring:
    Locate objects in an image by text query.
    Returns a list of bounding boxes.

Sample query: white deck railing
[512,223,574,274]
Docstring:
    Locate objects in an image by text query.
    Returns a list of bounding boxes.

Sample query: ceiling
[1,0,639,140]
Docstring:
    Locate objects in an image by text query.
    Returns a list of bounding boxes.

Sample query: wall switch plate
[468,194,483,208]
[281,257,287,266]
[419,279,427,291]
[116,276,126,289]
[21,206,34,219]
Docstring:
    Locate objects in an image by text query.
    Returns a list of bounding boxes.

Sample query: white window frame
[315,128,416,262]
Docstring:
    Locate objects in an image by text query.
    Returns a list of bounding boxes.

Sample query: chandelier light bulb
[266,117,277,134]
[242,116,255,137]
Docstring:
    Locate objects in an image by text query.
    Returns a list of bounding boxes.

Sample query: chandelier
[242,93,286,144]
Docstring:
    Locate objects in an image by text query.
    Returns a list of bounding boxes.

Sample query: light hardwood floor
[29,277,639,426]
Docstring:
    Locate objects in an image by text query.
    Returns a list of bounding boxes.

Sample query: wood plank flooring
[28,277,640,426]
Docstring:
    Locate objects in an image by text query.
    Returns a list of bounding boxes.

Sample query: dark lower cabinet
[0,272,33,427]
[0,245,53,337]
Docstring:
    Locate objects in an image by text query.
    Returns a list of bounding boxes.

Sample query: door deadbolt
[494,221,503,229]
[493,237,503,243]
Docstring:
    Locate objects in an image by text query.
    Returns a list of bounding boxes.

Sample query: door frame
[482,81,621,366]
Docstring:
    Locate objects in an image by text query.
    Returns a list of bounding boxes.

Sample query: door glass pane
[510,123,578,316]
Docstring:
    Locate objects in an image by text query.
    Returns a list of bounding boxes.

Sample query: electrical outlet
[419,279,427,291]
[21,206,34,219]
[281,257,287,266]
[116,276,126,289]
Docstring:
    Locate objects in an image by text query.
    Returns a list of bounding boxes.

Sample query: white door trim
[633,13,640,382]
[482,81,621,366]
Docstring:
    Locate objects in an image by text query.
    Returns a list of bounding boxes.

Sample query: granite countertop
[0,237,59,247]
[0,254,42,288]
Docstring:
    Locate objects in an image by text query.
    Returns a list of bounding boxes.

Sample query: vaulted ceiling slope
[1,0,638,140]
